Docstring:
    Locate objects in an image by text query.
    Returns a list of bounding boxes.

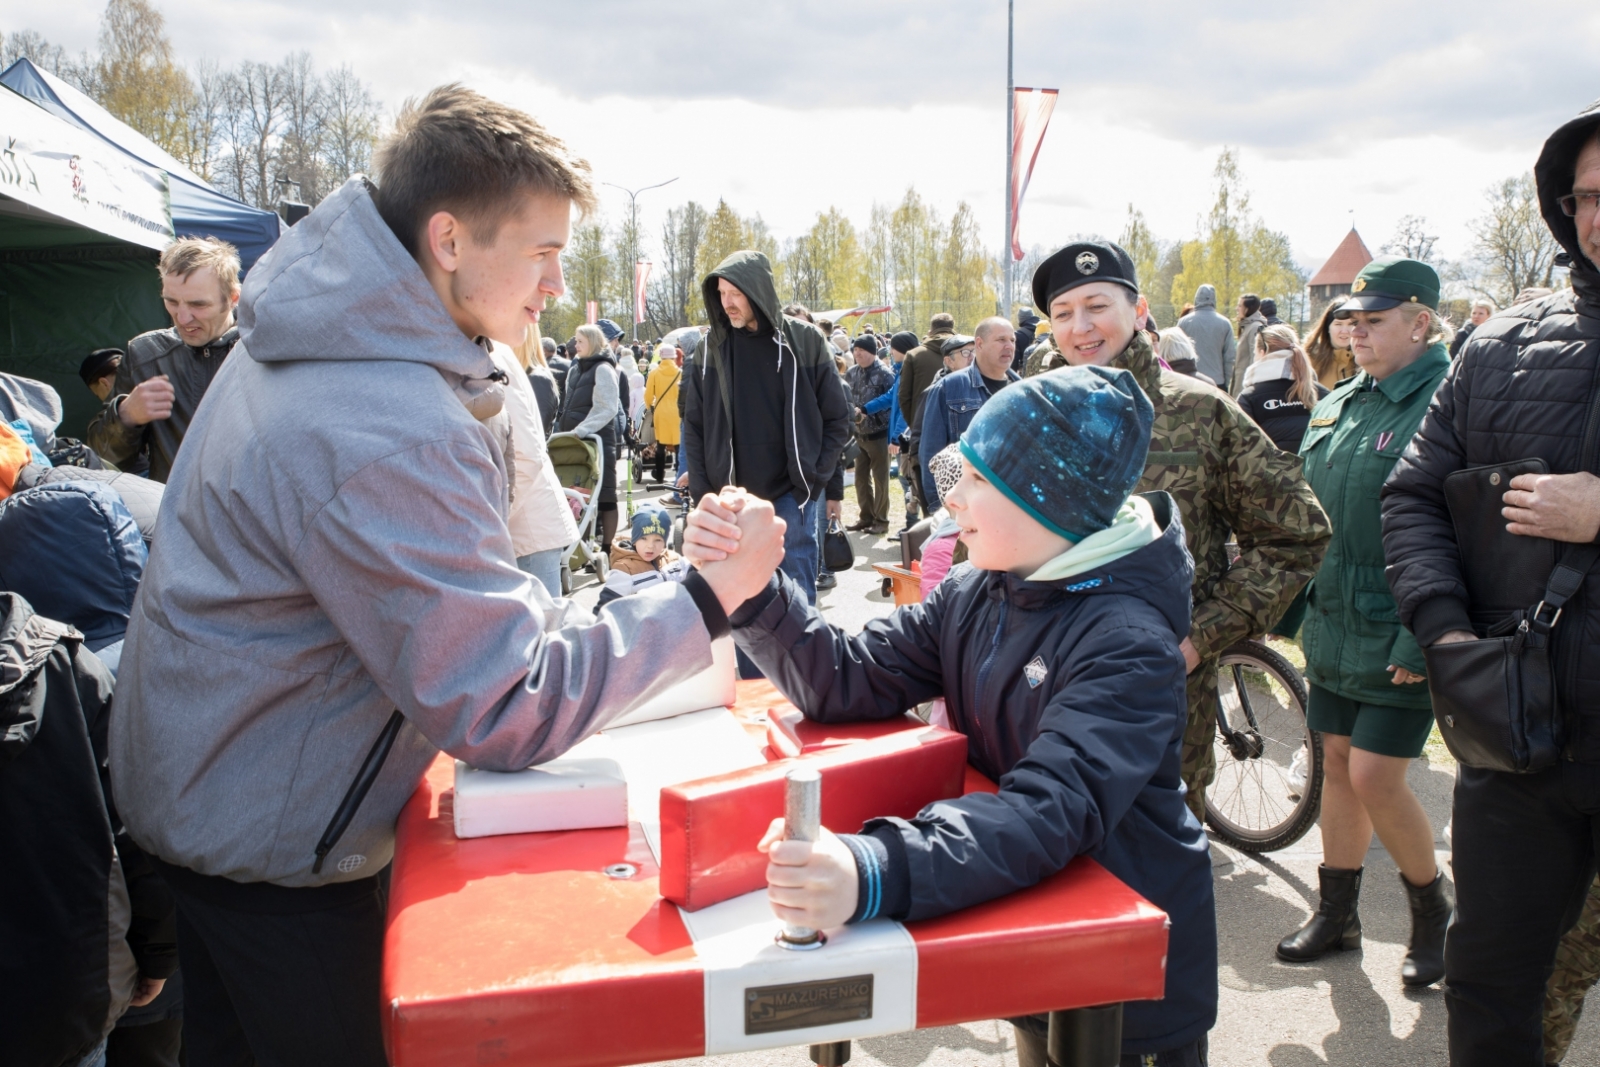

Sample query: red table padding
[659,720,968,911]
[383,682,1169,1067]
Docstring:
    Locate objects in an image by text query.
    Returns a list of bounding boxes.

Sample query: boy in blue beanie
[598,506,688,607]
[687,368,1218,1066]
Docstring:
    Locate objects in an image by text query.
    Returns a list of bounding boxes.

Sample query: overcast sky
[13,0,1599,275]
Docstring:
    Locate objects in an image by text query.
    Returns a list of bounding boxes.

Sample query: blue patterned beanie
[958,367,1153,542]
[631,506,672,543]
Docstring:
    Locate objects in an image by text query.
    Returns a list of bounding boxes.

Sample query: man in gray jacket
[109,85,783,1066]
[1231,293,1268,395]
[1176,283,1236,387]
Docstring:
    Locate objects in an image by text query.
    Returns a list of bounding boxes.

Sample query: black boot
[1277,865,1363,961]
[1400,871,1452,987]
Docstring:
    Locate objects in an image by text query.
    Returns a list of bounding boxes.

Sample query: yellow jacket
[644,359,683,446]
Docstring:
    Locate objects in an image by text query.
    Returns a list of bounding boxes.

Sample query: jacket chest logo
[1024,656,1049,689]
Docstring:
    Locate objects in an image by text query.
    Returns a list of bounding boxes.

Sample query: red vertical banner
[1010,87,1059,261]
[634,260,653,325]
[586,300,598,324]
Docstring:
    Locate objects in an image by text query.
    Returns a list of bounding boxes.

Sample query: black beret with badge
[1032,240,1139,311]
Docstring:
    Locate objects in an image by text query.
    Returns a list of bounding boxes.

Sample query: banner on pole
[586,300,598,324]
[634,261,653,324]
[1010,87,1058,262]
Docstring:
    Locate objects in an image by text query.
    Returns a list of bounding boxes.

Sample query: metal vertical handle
[776,767,825,950]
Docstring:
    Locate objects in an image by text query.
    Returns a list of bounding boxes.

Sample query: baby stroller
[546,431,609,595]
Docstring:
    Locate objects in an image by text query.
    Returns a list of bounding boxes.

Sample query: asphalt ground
[569,463,1600,1067]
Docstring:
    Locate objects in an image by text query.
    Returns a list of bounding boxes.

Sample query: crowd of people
[2,80,1600,1067]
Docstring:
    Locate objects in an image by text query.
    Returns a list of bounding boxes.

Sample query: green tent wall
[0,211,166,440]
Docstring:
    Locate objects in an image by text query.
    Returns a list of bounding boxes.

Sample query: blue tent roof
[0,58,280,270]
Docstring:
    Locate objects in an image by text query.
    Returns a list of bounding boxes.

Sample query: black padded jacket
[1381,100,1600,759]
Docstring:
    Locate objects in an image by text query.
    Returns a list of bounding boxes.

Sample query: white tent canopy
[0,83,172,251]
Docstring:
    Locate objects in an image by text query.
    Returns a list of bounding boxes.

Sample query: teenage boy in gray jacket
[109,85,783,1066]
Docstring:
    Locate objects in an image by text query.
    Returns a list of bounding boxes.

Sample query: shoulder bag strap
[1534,348,1600,630]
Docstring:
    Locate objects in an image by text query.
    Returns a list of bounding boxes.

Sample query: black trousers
[1013,1022,1207,1066]
[157,861,389,1067]
[1448,762,1600,1065]
[108,1017,184,1067]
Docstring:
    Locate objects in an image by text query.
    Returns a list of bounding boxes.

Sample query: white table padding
[687,888,919,1054]
[452,734,627,838]
[600,706,768,862]
[605,635,738,730]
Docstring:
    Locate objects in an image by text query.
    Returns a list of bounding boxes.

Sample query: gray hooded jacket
[110,178,721,887]
[1175,285,1236,388]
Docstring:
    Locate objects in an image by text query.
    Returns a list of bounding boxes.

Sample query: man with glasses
[1382,100,1600,1065]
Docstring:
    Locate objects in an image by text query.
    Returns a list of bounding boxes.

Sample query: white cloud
[7,0,1588,276]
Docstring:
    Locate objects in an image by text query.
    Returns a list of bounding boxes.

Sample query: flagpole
[1004,0,1015,318]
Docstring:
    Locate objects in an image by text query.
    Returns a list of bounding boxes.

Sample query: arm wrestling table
[383,680,1170,1067]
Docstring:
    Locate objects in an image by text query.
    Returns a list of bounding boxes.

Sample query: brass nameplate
[744,974,874,1035]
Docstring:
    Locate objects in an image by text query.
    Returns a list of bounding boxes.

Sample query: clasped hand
[682,488,788,614]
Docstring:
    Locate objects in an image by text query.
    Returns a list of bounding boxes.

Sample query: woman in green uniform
[1277,258,1453,987]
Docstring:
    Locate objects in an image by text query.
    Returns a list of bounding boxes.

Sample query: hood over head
[239,178,495,383]
[701,250,782,339]
[1193,284,1217,310]
[1536,98,1600,279]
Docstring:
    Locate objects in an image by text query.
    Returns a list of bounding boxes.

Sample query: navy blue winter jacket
[730,492,1217,1055]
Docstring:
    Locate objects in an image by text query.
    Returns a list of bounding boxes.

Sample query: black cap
[1032,241,1138,311]
[79,348,123,385]
[890,331,919,354]
[940,334,976,355]
[851,335,878,354]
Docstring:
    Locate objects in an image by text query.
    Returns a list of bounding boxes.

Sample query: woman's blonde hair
[512,331,546,371]
[1257,324,1320,409]
[1403,304,1455,347]
[573,323,607,358]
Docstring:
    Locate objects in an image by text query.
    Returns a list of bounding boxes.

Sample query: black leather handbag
[1424,387,1600,772]
[822,519,855,573]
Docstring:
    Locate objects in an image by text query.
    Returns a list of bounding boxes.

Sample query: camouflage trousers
[1545,875,1600,1063]
[1181,661,1220,824]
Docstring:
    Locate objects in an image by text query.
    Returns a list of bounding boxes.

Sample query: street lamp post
[601,177,679,340]
[1004,0,1015,319]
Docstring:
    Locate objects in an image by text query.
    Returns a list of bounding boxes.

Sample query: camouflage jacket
[1023,335,1067,378]
[1111,331,1331,660]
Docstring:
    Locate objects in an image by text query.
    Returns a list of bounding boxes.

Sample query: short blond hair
[159,236,241,296]
[374,84,597,256]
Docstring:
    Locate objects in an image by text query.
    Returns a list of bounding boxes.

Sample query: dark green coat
[1299,343,1449,707]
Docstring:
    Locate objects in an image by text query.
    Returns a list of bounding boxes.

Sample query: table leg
[809,1039,851,1065]
[1046,1003,1123,1067]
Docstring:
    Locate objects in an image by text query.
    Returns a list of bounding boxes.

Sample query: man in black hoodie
[682,250,851,604]
[1382,100,1600,1065]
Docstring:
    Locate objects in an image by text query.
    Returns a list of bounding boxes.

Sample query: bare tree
[655,202,708,327]
[273,52,326,205]
[321,65,380,187]
[1470,174,1564,305]
[217,61,287,208]
[1382,214,1439,262]
[0,29,93,90]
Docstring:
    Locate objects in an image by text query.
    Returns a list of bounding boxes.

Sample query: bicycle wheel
[1204,639,1322,852]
